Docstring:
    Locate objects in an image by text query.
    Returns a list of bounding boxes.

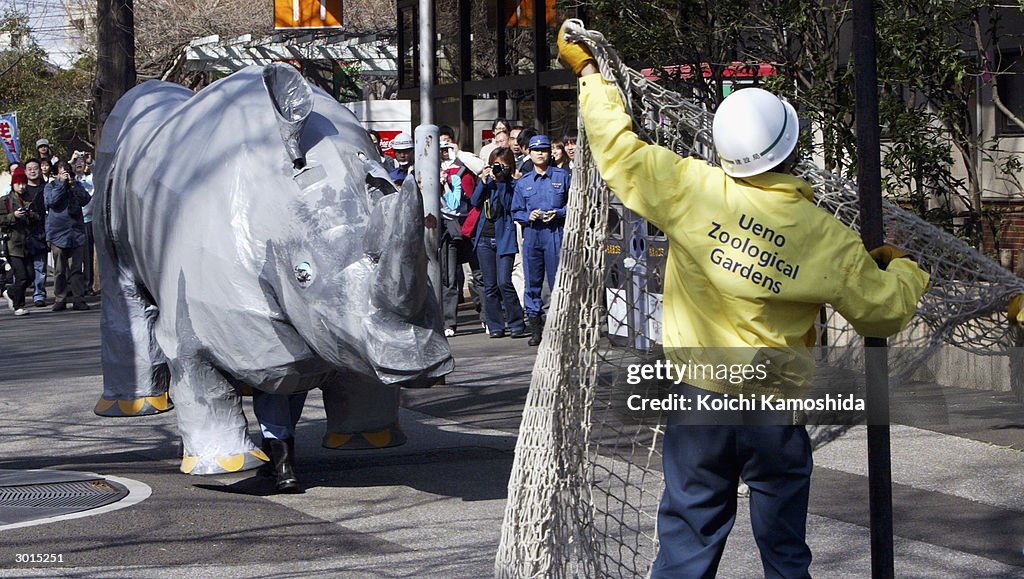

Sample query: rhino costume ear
[263,63,313,170]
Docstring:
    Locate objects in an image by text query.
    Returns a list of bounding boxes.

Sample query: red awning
[640,62,778,81]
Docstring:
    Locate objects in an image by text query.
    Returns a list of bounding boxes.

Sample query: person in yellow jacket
[558,20,930,579]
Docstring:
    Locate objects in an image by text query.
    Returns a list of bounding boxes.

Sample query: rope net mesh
[496,22,1024,578]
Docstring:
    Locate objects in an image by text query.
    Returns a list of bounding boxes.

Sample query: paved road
[1,302,1022,577]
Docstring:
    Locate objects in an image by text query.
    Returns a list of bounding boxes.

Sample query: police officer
[511,134,571,346]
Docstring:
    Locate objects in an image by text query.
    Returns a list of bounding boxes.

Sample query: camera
[491,163,505,174]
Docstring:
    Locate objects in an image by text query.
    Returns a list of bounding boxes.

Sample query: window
[997,48,1024,136]
[399,5,417,89]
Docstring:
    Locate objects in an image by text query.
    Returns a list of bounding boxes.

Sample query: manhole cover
[0,469,148,528]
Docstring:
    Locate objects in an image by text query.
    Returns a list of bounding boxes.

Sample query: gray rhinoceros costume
[92,63,453,475]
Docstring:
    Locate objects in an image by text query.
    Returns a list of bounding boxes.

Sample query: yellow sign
[505,0,556,27]
[275,0,343,29]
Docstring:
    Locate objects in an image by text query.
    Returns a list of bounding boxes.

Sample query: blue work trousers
[522,226,562,317]
[252,390,308,441]
[476,236,525,334]
[652,422,813,579]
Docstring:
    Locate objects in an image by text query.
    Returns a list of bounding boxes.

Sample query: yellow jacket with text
[579,74,930,397]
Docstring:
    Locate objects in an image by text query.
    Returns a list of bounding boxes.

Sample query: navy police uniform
[511,135,571,318]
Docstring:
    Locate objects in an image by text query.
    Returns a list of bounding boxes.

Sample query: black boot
[528,316,543,347]
[266,438,301,493]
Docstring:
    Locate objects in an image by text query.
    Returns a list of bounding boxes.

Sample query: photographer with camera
[44,161,91,311]
[0,168,42,316]
[470,147,528,339]
[71,151,98,295]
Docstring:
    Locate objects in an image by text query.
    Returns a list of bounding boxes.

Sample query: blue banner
[0,113,19,164]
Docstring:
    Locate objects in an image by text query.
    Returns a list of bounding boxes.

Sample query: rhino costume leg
[321,372,406,450]
[95,243,173,417]
[171,354,268,475]
[167,273,267,475]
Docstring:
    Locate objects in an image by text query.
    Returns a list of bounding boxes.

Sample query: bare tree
[132,0,271,82]
[343,0,396,35]
[136,0,398,96]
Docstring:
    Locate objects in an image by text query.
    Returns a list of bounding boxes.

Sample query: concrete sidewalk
[1,306,1022,577]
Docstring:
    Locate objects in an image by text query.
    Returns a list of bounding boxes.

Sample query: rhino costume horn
[365,176,427,320]
[92,64,453,475]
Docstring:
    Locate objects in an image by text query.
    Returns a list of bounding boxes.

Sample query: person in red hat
[0,168,42,316]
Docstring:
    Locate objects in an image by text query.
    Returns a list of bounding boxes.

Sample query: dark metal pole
[419,0,442,310]
[852,1,895,577]
[496,0,507,118]
[458,0,474,148]
[532,0,550,132]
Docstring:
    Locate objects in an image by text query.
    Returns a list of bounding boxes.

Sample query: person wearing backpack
[440,141,478,336]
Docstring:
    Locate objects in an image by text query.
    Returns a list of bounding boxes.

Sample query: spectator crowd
[3,124,573,342]
[1,139,98,317]
[374,119,577,346]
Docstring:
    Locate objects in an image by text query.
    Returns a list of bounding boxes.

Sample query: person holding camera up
[470,147,528,339]
[71,151,98,295]
[0,168,42,316]
[511,134,571,346]
[44,161,91,311]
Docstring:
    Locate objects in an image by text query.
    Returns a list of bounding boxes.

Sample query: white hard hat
[391,132,414,150]
[712,88,799,178]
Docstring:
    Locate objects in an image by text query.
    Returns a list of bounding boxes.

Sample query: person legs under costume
[252,390,308,493]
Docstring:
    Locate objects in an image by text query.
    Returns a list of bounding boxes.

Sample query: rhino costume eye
[293,261,314,288]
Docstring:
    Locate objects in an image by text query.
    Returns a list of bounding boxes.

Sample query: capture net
[496,20,1024,579]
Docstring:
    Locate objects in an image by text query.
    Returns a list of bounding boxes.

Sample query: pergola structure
[396,0,586,149]
[183,31,397,98]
